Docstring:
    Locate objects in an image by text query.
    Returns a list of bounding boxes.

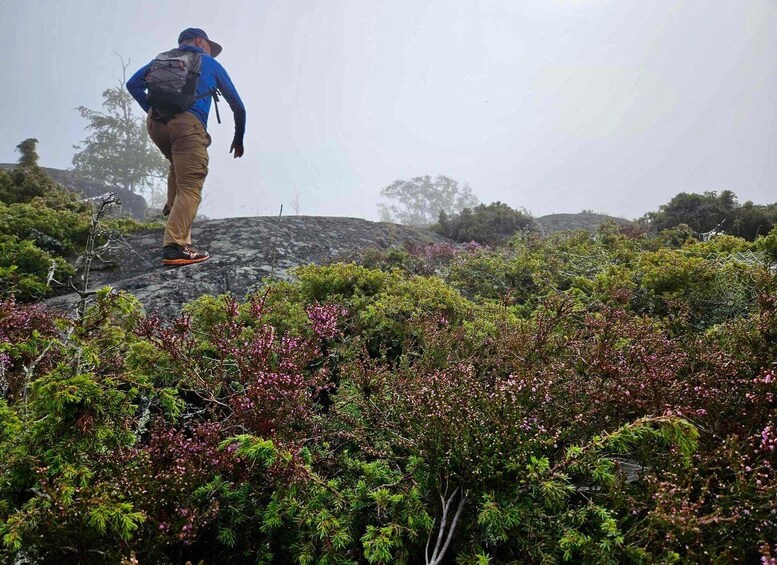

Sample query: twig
[22,342,53,417]
[426,486,467,565]
[70,193,120,319]
[114,231,155,267]
[292,187,302,215]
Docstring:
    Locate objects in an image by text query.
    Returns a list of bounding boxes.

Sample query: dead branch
[426,486,467,565]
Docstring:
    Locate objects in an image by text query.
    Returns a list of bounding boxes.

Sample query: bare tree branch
[426,486,467,565]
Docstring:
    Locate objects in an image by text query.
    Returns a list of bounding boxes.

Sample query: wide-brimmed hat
[178,27,223,58]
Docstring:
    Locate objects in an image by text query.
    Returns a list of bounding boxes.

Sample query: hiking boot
[162,204,171,217]
[162,244,210,266]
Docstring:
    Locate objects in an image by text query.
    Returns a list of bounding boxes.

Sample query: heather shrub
[328,304,707,562]
[0,299,63,400]
[0,299,148,562]
[0,230,775,562]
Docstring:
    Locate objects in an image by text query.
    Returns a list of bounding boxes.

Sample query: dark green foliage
[434,201,539,246]
[0,166,91,300]
[0,200,91,253]
[0,164,148,301]
[754,224,777,261]
[645,190,777,241]
[15,138,40,167]
[0,237,75,300]
[732,200,777,240]
[647,189,738,233]
[0,166,45,204]
[1,223,775,562]
[446,247,537,305]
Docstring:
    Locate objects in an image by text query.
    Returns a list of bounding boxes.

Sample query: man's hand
[230,142,244,158]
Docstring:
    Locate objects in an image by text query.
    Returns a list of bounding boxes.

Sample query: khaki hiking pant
[147,111,211,247]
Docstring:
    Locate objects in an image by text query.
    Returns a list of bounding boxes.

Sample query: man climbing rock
[127,28,246,266]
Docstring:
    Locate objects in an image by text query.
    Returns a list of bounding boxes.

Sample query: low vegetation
[433,201,538,246]
[0,162,156,302]
[1,221,776,563]
[641,189,777,241]
[2,151,776,562]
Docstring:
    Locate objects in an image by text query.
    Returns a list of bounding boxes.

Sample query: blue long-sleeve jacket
[127,45,246,144]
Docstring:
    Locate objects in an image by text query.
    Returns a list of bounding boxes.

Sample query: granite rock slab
[46,216,448,318]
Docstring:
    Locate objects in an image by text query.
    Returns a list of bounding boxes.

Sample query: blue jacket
[127,45,246,144]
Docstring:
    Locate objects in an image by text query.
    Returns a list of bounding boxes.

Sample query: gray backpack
[146,49,219,121]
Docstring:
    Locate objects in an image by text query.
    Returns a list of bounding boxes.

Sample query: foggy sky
[1,0,775,221]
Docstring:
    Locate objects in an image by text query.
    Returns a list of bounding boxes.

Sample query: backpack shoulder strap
[194,88,222,124]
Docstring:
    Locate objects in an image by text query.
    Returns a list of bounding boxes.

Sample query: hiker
[127,27,246,266]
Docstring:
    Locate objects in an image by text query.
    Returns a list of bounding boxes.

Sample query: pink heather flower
[423,243,459,261]
[759,426,776,452]
[306,302,348,339]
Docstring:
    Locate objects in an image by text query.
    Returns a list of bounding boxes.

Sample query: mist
[1,0,774,220]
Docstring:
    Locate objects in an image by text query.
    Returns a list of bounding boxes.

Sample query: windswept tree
[15,138,40,168]
[377,175,479,226]
[72,55,168,203]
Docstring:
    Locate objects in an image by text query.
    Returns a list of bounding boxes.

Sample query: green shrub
[435,201,538,246]
[447,248,537,305]
[360,275,472,353]
[644,190,776,241]
[0,201,91,254]
[0,237,74,300]
[1,219,776,562]
[294,263,397,303]
[0,166,55,204]
[0,166,153,302]
[753,224,777,261]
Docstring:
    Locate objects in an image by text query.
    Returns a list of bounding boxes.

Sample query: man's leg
[147,114,175,215]
[165,163,176,214]
[164,113,209,247]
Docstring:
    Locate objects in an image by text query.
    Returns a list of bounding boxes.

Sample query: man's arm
[127,62,152,113]
[213,62,247,157]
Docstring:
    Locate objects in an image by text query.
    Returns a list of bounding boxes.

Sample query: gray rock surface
[536,212,633,234]
[46,216,448,318]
